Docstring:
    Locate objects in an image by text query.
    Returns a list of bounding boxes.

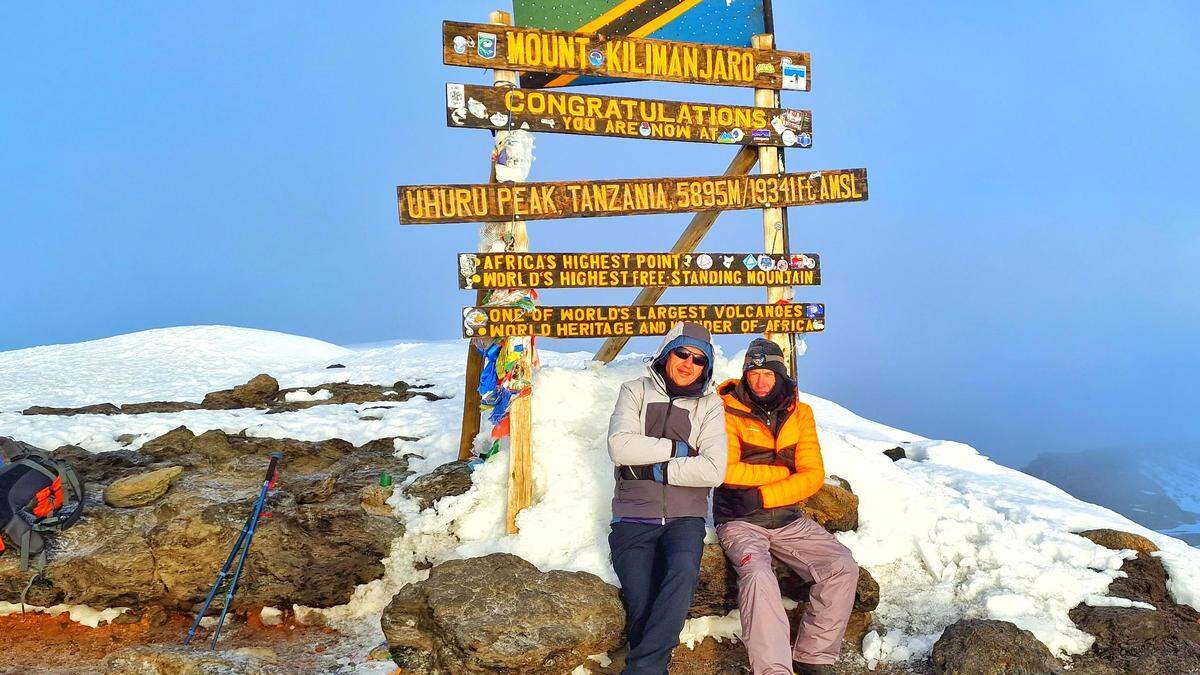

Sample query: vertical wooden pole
[475,10,535,534]
[458,10,518,461]
[753,33,795,375]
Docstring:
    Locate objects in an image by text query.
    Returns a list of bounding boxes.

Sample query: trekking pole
[208,451,281,649]
[183,452,282,647]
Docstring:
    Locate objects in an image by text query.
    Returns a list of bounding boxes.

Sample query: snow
[0,602,127,628]
[283,388,333,403]
[1083,595,1155,610]
[3,325,1200,670]
[0,325,350,411]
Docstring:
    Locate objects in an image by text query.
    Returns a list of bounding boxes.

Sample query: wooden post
[478,10,535,535]
[593,146,758,363]
[753,33,795,375]
[458,10,517,461]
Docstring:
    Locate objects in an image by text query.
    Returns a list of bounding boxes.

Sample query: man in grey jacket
[608,321,728,674]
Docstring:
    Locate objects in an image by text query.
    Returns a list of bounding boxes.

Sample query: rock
[691,543,879,617]
[381,553,624,674]
[931,619,1062,674]
[801,483,860,533]
[326,363,346,369]
[0,428,411,612]
[367,642,392,661]
[115,433,141,446]
[293,475,337,504]
[360,484,395,516]
[1066,549,1200,674]
[104,466,184,507]
[23,403,121,416]
[883,447,907,461]
[1074,528,1159,555]
[101,645,282,674]
[202,373,280,409]
[1068,604,1200,673]
[404,460,474,510]
[20,375,445,416]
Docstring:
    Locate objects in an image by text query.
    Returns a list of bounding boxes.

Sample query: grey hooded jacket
[607,323,728,521]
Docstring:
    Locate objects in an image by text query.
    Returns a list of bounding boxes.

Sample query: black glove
[728,488,764,517]
[617,462,668,483]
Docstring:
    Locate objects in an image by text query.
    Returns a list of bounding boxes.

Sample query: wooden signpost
[400,5,869,535]
[458,251,820,289]
[443,20,811,91]
[399,168,867,223]
[463,303,825,339]
[446,83,812,147]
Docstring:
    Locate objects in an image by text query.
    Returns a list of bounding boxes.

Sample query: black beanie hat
[743,338,789,380]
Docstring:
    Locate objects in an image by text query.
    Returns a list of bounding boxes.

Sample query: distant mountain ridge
[1024,446,1200,546]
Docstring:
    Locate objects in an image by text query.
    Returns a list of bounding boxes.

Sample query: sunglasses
[670,347,709,367]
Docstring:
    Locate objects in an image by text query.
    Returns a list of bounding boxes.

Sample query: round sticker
[781,129,797,146]
[696,254,713,270]
[588,49,605,67]
[452,36,468,54]
[638,122,652,137]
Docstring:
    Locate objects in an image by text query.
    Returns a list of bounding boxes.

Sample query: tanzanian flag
[512,0,768,88]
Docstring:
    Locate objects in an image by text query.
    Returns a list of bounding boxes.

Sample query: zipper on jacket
[661,396,675,525]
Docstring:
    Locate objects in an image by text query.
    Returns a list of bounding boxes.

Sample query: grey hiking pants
[716,516,859,673]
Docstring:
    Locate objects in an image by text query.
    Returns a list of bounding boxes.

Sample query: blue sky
[2,2,1197,467]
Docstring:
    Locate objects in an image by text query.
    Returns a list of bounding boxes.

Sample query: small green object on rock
[379,472,392,487]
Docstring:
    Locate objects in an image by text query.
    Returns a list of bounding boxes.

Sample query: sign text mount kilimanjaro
[399,169,867,224]
[443,21,811,91]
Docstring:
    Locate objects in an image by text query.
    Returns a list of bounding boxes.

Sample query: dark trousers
[609,517,706,675]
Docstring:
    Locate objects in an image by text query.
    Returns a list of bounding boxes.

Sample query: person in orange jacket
[714,339,859,675]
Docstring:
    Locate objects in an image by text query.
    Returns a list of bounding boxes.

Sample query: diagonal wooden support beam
[593,145,759,363]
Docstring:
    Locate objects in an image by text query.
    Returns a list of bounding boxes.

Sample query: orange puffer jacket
[713,378,824,527]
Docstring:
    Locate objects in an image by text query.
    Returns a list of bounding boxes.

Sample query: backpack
[0,437,85,574]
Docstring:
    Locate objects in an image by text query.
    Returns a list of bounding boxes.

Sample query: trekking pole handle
[264,452,282,485]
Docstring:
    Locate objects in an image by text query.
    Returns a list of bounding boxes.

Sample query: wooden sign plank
[399,168,867,224]
[442,20,811,91]
[458,252,820,289]
[463,303,826,339]
[446,83,812,147]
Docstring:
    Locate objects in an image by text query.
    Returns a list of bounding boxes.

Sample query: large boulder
[1074,528,1159,556]
[931,619,1063,674]
[201,374,280,409]
[0,428,409,612]
[103,466,183,507]
[801,483,860,534]
[1066,533,1200,674]
[381,553,624,674]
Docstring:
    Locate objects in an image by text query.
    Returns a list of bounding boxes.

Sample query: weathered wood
[459,10,517,465]
[754,33,794,374]
[593,145,758,363]
[458,251,820,289]
[442,20,811,91]
[446,83,812,147]
[399,168,867,224]
[505,392,532,534]
[463,303,825,339]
